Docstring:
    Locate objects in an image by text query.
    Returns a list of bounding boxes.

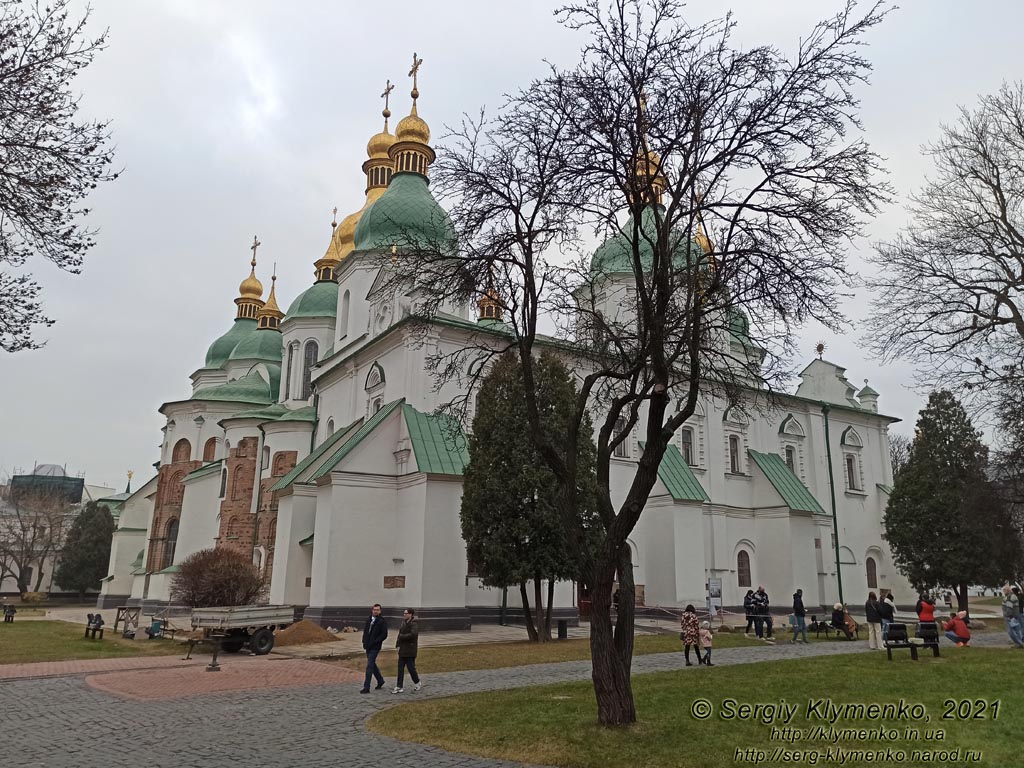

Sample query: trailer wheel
[250,628,275,655]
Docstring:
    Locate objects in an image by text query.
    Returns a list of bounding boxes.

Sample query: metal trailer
[190,605,296,656]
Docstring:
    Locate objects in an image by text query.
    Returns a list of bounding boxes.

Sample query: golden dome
[239,264,263,300]
[367,127,397,159]
[396,107,430,145]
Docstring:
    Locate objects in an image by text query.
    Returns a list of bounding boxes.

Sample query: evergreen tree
[884,391,1022,611]
[54,501,114,600]
[461,351,598,641]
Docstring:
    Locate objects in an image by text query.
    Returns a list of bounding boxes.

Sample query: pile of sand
[273,619,338,647]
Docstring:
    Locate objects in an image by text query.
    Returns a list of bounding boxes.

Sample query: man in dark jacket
[360,603,388,693]
[743,590,755,636]
[391,608,421,694]
[876,592,895,641]
[752,586,773,640]
[791,589,808,644]
[864,592,883,650]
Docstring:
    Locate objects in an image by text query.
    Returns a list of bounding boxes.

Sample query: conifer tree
[54,502,114,600]
[885,391,1022,611]
[461,351,598,641]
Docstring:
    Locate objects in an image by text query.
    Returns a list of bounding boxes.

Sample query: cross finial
[381,79,394,118]
[272,261,277,282]
[409,52,423,103]
[250,235,261,267]
[331,206,338,231]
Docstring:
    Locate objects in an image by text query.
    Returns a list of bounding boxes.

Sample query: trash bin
[557,619,568,640]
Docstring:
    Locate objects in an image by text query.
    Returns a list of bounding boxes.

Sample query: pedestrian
[359,603,388,694]
[916,591,937,639]
[699,620,714,666]
[391,608,422,693]
[1000,586,1023,649]
[877,592,895,642]
[864,592,883,650]
[943,610,971,647]
[791,588,808,644]
[743,589,755,636]
[1,600,14,623]
[679,604,702,666]
[752,586,773,641]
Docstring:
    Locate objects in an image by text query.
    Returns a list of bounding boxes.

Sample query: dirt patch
[274,619,337,647]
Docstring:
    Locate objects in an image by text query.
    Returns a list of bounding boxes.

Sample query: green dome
[285,279,338,320]
[353,172,456,253]
[590,205,703,277]
[228,328,283,364]
[192,370,274,405]
[204,318,257,368]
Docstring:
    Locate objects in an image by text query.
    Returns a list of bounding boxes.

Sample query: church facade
[100,67,914,627]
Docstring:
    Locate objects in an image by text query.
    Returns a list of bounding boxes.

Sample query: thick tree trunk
[956,582,970,617]
[544,578,555,638]
[535,577,550,642]
[588,547,636,725]
[519,581,539,642]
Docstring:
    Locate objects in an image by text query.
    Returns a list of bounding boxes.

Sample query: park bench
[84,614,105,640]
[811,615,859,640]
[884,622,940,661]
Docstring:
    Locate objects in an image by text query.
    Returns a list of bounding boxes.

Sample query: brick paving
[0,654,214,681]
[0,632,1014,768]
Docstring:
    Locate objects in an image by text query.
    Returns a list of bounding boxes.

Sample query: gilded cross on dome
[250,235,261,266]
[409,52,423,102]
[381,79,394,117]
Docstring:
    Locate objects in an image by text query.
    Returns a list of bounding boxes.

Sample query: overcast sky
[2,0,1021,488]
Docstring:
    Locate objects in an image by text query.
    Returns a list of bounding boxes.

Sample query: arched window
[846,454,861,491]
[219,469,228,498]
[164,518,179,568]
[737,550,751,588]
[372,397,383,414]
[172,438,191,463]
[226,516,238,538]
[284,343,296,400]
[327,418,335,435]
[866,556,878,589]
[203,438,217,462]
[612,418,629,458]
[680,427,695,466]
[340,290,351,338]
[785,446,796,472]
[301,341,319,399]
[262,445,270,470]
[729,435,741,474]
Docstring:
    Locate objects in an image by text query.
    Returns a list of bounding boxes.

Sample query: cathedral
[100,61,914,628]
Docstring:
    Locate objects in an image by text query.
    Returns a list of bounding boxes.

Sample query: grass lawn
[370,649,1019,768]
[335,631,765,676]
[0,620,181,664]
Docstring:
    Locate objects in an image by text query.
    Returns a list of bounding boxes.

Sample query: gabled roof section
[748,449,825,514]
[309,399,404,482]
[184,460,222,483]
[402,404,469,475]
[271,417,363,492]
[877,483,893,495]
[640,442,709,502]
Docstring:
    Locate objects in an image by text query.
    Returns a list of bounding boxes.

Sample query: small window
[203,438,217,462]
[262,446,270,471]
[612,418,629,458]
[301,341,319,400]
[729,435,741,474]
[785,446,796,472]
[284,343,295,400]
[164,518,179,569]
[219,469,228,499]
[737,550,751,588]
[372,398,383,414]
[866,556,878,589]
[172,438,191,463]
[814,538,821,550]
[680,428,694,466]
[327,418,335,435]
[846,454,860,490]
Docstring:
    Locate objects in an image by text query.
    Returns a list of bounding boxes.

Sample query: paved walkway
[1,632,1014,768]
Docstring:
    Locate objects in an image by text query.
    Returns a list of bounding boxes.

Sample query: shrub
[170,548,266,608]
[21,592,47,604]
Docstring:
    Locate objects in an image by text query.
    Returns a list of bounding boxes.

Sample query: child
[699,620,714,666]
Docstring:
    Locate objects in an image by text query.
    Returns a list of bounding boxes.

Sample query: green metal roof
[130,549,144,568]
[270,417,365,492]
[285,279,338,320]
[402,404,470,475]
[115,527,148,533]
[642,443,709,502]
[748,450,825,514]
[298,533,314,546]
[877,483,893,495]
[353,172,456,253]
[192,370,274,405]
[205,318,258,368]
[157,564,181,574]
[184,460,223,482]
[228,327,283,364]
[309,399,405,482]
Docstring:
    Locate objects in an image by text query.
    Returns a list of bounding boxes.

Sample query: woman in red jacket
[944,611,971,646]
[916,593,937,623]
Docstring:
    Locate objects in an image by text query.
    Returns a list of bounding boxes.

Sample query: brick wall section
[256,450,296,583]
[148,457,200,570]
[216,437,259,556]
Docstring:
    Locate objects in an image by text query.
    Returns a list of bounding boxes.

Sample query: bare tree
[889,431,912,477]
[865,82,1024,406]
[0,482,73,593]
[0,0,118,352]
[374,0,889,724]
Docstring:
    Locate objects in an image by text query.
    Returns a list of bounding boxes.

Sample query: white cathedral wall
[101,529,147,602]
[420,478,471,608]
[175,471,223,566]
[281,316,335,405]
[269,487,316,606]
